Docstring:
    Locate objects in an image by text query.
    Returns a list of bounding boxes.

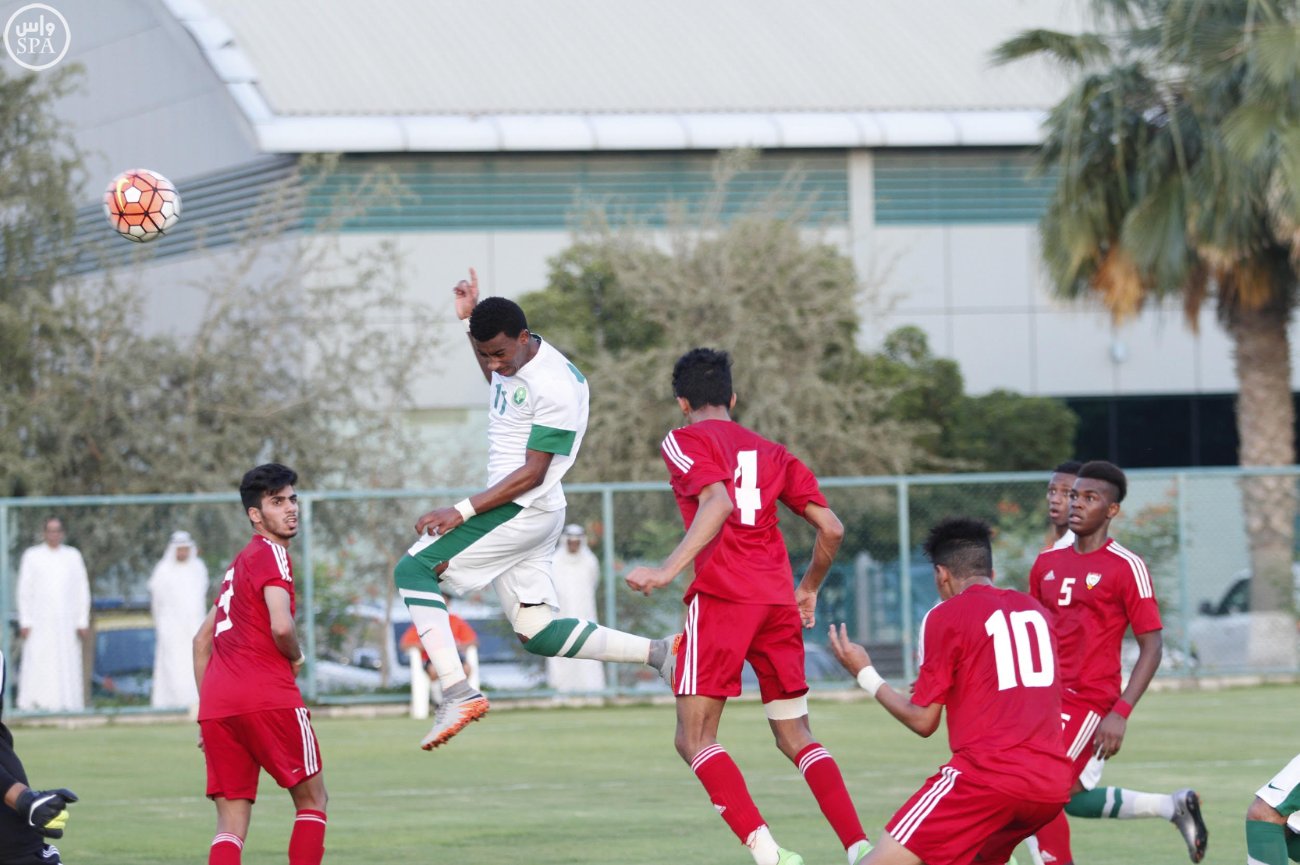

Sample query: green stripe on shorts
[409,502,524,568]
[527,424,577,455]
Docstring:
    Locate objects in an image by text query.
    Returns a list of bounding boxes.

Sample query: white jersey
[486,336,588,512]
[1050,529,1076,550]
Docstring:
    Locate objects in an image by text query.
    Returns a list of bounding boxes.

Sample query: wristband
[1111,698,1133,719]
[856,666,885,698]
[454,498,477,521]
[463,319,472,335]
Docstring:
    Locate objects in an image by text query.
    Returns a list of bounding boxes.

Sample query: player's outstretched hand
[625,565,675,596]
[16,788,77,838]
[828,623,872,677]
[453,267,480,321]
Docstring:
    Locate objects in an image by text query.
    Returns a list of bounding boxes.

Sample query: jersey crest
[511,385,528,406]
[1085,572,1102,589]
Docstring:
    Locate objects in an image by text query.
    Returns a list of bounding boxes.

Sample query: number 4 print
[734,449,761,525]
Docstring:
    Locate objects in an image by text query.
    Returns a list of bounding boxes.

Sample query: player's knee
[393,555,430,590]
[1248,796,1284,823]
[512,604,555,643]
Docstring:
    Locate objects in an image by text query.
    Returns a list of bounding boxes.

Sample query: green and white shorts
[1257,753,1300,832]
[406,503,563,623]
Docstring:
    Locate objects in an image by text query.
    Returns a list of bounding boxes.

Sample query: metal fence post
[0,502,9,713]
[299,494,317,702]
[897,479,914,681]
[601,486,617,692]
[1176,472,1192,677]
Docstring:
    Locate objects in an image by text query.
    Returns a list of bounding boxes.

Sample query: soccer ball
[104,169,181,242]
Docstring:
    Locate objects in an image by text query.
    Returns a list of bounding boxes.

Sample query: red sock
[691,744,765,843]
[1035,810,1073,865]
[289,809,327,865]
[796,743,868,849]
[209,833,243,865]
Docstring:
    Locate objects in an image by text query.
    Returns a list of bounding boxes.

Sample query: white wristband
[454,498,477,521]
[856,665,885,698]
[463,319,472,334]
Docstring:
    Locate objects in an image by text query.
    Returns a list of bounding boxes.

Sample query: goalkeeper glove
[15,788,77,838]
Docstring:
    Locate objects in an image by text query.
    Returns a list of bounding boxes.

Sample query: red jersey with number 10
[912,584,1072,802]
[660,419,827,605]
[198,535,304,721]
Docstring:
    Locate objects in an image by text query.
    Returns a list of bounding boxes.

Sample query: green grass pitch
[16,683,1291,864]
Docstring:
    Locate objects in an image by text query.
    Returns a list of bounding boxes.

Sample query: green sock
[1247,819,1289,865]
[1065,788,1120,818]
[1285,826,1300,862]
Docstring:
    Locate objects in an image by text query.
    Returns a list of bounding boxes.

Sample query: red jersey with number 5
[1028,538,1162,710]
[660,419,827,605]
[198,535,304,720]
[912,584,1072,801]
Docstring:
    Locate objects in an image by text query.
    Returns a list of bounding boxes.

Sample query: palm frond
[992,29,1111,67]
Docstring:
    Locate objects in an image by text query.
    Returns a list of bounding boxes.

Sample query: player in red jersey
[193,464,327,865]
[1028,460,1206,865]
[625,348,870,865]
[829,516,1072,865]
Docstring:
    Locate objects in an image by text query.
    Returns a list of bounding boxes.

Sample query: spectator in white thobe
[546,524,607,693]
[16,518,91,712]
[148,530,209,710]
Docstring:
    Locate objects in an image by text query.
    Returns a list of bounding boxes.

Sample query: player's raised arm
[453,268,493,383]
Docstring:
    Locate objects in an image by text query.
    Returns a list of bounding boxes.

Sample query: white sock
[847,839,871,864]
[1117,790,1175,820]
[407,604,467,689]
[569,623,651,664]
[745,825,780,865]
[1024,835,1045,865]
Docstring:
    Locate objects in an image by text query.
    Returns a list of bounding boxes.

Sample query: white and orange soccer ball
[103,169,181,242]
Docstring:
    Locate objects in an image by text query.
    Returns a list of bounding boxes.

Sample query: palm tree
[998,0,1300,630]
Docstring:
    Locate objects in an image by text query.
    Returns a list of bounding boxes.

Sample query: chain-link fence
[2,466,1297,715]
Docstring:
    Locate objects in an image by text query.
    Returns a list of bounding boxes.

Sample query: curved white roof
[167,0,1080,152]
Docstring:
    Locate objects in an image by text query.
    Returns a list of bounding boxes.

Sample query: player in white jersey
[394,269,672,750]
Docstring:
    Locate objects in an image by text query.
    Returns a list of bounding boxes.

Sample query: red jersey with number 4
[198,535,304,720]
[912,584,1072,802]
[660,419,827,605]
[1028,538,1162,710]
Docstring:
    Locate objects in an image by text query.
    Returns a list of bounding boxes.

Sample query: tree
[997,0,1300,622]
[0,66,84,498]
[522,186,928,484]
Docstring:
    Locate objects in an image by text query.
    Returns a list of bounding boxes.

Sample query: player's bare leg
[210,798,251,865]
[287,774,328,865]
[677,694,804,865]
[854,832,922,865]
[769,709,871,865]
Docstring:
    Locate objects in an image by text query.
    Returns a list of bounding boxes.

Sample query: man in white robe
[546,524,607,693]
[147,530,209,710]
[16,518,90,712]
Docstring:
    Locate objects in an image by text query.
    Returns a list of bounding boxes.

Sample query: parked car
[1196,565,1300,616]
[314,602,544,694]
[90,603,154,703]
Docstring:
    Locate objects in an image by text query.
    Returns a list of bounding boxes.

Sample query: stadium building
[17,0,1280,466]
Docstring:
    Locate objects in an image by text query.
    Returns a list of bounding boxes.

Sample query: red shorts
[201,707,322,801]
[1060,692,1106,782]
[673,593,806,702]
[886,764,1064,865]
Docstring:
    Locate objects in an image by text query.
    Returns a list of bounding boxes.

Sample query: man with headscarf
[545,524,606,693]
[148,530,209,709]
[16,518,90,712]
